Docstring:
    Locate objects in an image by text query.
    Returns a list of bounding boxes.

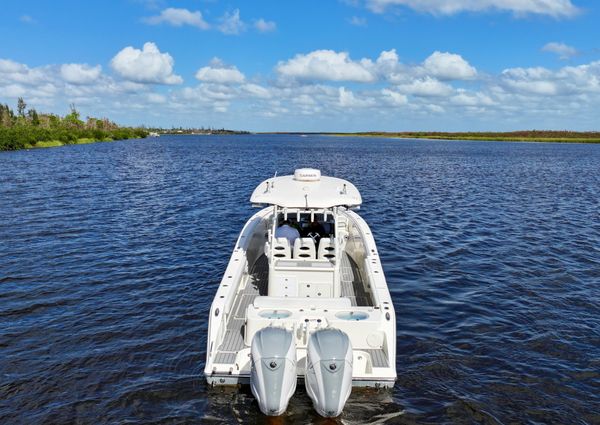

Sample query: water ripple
[1,135,599,423]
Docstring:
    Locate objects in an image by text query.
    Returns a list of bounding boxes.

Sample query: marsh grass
[32,140,64,148]
[329,131,600,143]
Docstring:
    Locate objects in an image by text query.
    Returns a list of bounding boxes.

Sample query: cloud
[364,0,580,18]
[0,59,28,74]
[195,59,246,84]
[275,48,475,84]
[339,87,375,107]
[0,59,50,85]
[60,64,102,85]
[338,87,355,107]
[395,77,454,96]
[451,90,495,106]
[542,42,579,60]
[349,16,368,26]
[500,67,559,95]
[423,51,477,80]
[255,18,276,32]
[146,93,167,104]
[20,15,36,24]
[374,49,401,77]
[219,9,245,35]
[142,8,209,29]
[500,62,600,96]
[4,46,600,131]
[110,42,182,85]
[277,50,376,82]
[134,0,164,10]
[181,85,236,102]
[0,57,175,121]
[243,83,271,98]
[381,88,408,105]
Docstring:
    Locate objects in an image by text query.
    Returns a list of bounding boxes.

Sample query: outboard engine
[305,328,353,417]
[250,327,297,416]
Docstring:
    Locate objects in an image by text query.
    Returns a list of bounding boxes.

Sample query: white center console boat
[204,168,396,417]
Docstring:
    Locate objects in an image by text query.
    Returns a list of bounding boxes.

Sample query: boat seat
[272,237,291,259]
[253,296,351,309]
[318,237,336,260]
[293,237,316,260]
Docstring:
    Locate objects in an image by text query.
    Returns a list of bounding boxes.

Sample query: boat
[204,168,396,417]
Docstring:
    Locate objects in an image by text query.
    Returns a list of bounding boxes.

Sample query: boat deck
[213,252,387,367]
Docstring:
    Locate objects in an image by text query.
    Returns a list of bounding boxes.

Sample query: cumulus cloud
[277,50,376,82]
[181,85,235,102]
[110,42,182,85]
[219,9,245,35]
[0,57,166,115]
[179,84,237,113]
[423,51,477,80]
[142,8,209,29]
[243,83,271,98]
[275,48,476,85]
[365,0,580,18]
[451,90,495,106]
[254,18,276,32]
[395,77,454,96]
[4,46,600,131]
[0,59,28,74]
[146,93,167,104]
[0,59,50,85]
[374,49,400,76]
[338,87,375,107]
[195,59,246,84]
[542,42,578,60]
[60,64,102,85]
[501,67,559,95]
[500,62,600,96]
[381,88,408,105]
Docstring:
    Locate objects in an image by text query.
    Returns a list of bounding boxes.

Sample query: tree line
[0,98,148,151]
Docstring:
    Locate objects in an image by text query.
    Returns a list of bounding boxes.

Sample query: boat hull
[204,205,397,411]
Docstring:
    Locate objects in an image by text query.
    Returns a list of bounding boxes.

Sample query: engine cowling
[305,328,353,417]
[250,327,297,416]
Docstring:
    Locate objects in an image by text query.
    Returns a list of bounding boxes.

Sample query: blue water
[1,135,599,424]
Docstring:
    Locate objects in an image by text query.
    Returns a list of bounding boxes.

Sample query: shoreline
[25,137,117,149]
[6,132,600,152]
[1,135,147,152]
[325,134,600,144]
[0,100,149,152]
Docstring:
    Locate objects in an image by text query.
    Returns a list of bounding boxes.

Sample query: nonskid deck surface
[340,252,373,307]
[214,255,268,364]
[213,253,387,368]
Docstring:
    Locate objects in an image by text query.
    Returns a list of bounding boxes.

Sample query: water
[1,135,599,424]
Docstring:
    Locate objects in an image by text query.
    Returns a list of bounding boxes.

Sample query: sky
[1,0,599,132]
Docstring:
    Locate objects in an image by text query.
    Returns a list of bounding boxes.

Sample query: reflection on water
[1,135,599,423]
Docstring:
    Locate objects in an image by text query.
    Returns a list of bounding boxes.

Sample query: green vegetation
[33,140,64,148]
[0,98,148,151]
[327,131,600,143]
